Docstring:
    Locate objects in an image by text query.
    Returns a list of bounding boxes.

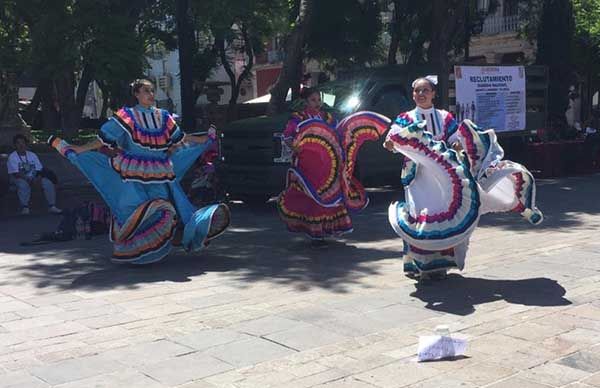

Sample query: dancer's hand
[384,140,395,152]
[208,125,217,141]
[284,140,297,154]
[69,139,103,154]
[451,142,463,152]
[167,144,183,155]
[184,134,209,144]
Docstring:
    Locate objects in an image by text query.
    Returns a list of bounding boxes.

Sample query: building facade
[469,0,535,64]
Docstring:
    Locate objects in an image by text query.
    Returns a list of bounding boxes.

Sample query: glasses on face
[414,88,432,95]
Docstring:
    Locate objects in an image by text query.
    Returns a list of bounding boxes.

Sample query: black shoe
[419,270,448,281]
[310,239,328,248]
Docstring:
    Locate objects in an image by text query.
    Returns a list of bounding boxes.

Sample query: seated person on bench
[7,134,62,215]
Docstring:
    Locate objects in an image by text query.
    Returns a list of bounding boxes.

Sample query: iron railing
[481,14,520,35]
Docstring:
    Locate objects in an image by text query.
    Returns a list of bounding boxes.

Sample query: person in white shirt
[7,134,62,215]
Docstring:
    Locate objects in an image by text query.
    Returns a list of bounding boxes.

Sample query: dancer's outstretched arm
[167,134,209,155]
[69,139,103,154]
[182,134,208,144]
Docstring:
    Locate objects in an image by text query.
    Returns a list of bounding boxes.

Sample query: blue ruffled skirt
[50,137,230,264]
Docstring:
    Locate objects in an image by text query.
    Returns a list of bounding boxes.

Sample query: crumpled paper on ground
[417,335,468,362]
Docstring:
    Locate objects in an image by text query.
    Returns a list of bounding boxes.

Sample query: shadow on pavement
[410,274,571,316]
[1,174,596,294]
[0,201,400,293]
[64,239,396,293]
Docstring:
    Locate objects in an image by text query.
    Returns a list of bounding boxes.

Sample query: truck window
[370,85,410,119]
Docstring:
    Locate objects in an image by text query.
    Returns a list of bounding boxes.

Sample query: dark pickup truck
[218,66,428,204]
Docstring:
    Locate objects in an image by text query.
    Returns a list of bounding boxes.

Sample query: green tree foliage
[0,1,30,73]
[386,0,497,66]
[384,0,496,107]
[82,0,163,110]
[0,1,31,128]
[568,0,600,122]
[306,0,383,68]
[267,0,315,114]
[572,0,600,93]
[387,0,431,65]
[1,0,174,134]
[574,0,600,41]
[517,0,600,120]
[268,0,385,114]
[191,0,288,116]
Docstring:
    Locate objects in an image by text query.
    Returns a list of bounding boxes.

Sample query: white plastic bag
[417,335,468,362]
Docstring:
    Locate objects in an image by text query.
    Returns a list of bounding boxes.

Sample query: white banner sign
[454,66,526,132]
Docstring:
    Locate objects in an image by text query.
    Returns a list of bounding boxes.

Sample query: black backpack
[20,202,110,246]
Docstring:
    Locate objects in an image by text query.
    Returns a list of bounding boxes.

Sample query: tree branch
[216,35,237,92]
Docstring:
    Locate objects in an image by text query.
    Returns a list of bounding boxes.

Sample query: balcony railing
[481,14,520,35]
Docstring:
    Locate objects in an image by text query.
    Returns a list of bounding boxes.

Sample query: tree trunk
[388,33,400,65]
[98,81,110,119]
[463,3,470,62]
[267,0,315,115]
[427,0,464,110]
[0,71,23,128]
[176,0,196,131]
[291,56,303,101]
[215,36,238,121]
[39,79,60,131]
[24,86,42,126]
[193,81,205,104]
[75,64,94,120]
[54,69,81,137]
[427,1,448,108]
[387,1,401,65]
[230,26,255,120]
[536,0,574,122]
[217,25,256,122]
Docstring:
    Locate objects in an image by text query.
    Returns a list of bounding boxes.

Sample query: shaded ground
[0,174,599,388]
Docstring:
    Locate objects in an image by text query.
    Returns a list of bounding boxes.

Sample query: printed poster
[454,66,526,132]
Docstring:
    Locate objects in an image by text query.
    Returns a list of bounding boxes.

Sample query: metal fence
[481,14,520,35]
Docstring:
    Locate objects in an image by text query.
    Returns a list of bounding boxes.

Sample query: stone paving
[0,174,599,387]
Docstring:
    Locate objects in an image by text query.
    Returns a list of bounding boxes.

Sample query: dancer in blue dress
[49,79,230,264]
